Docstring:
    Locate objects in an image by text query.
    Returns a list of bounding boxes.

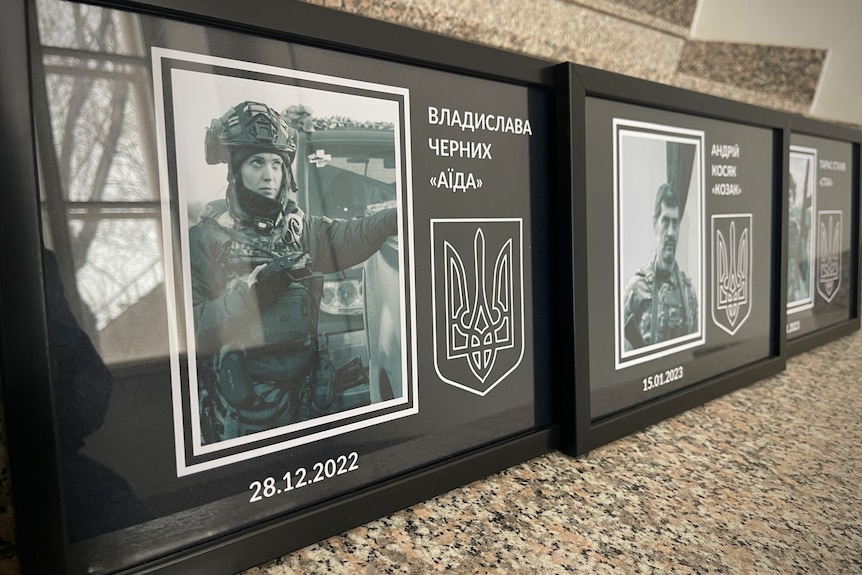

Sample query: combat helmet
[205,101,299,232]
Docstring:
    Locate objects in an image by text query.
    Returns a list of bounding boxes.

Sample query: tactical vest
[223,224,322,353]
[648,274,690,344]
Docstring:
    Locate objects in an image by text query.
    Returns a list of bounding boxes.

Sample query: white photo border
[613,119,706,370]
[787,145,817,314]
[152,47,418,476]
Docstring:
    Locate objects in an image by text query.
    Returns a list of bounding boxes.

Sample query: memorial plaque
[785,119,861,354]
[0,0,555,573]
[556,63,787,454]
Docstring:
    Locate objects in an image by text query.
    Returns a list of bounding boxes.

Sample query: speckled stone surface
[671,73,812,116]
[303,0,834,120]
[573,0,697,31]
[559,0,690,37]
[679,41,827,106]
[312,0,686,85]
[244,330,862,574]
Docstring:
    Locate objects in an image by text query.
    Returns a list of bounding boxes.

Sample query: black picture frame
[784,115,862,356]
[554,62,788,455]
[0,0,558,573]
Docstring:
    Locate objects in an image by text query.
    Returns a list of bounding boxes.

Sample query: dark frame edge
[589,356,784,449]
[775,120,791,359]
[0,0,71,573]
[552,63,589,457]
[856,140,861,329]
[568,63,788,129]
[123,426,558,575]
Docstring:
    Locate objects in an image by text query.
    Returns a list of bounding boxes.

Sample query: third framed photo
[555,63,788,454]
[785,117,861,354]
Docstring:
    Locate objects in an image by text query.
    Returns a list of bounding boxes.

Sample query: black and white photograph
[614,120,705,369]
[153,48,416,475]
[787,145,817,314]
[786,130,858,347]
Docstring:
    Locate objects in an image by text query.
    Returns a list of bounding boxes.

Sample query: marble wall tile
[678,41,826,106]
[604,0,697,28]
[566,0,694,35]
[672,73,811,115]
[299,0,829,117]
[320,0,686,84]
[298,2,862,192]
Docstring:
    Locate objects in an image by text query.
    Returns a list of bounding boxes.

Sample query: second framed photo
[556,63,788,454]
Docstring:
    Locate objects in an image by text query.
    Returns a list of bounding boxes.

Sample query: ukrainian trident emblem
[431,219,524,396]
[711,214,752,335]
[817,211,842,303]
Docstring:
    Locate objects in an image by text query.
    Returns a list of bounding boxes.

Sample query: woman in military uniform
[189,101,397,443]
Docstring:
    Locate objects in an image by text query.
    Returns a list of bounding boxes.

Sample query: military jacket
[189,199,397,357]
[623,259,698,350]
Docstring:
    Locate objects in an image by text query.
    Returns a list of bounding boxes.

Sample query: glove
[253,253,311,306]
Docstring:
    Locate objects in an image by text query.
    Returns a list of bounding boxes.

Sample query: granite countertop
[244,329,862,573]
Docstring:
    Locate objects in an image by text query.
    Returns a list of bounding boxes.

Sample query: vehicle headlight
[320,279,364,315]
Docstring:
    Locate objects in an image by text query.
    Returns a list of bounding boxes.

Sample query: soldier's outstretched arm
[311,207,398,274]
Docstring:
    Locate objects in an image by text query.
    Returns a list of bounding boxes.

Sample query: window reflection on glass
[35,0,168,365]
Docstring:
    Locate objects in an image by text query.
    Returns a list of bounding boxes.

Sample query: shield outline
[711,213,753,336]
[430,218,525,396]
[817,210,843,303]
